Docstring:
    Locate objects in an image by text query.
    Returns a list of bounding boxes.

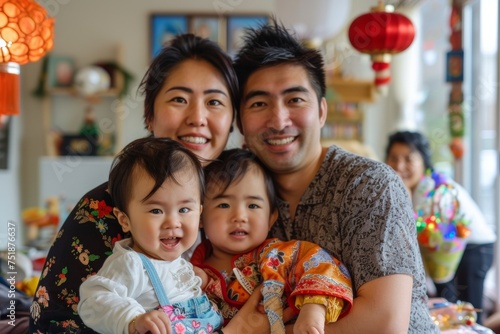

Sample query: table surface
[428,298,494,334]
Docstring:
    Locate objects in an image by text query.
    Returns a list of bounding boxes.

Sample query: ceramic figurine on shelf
[79,106,99,139]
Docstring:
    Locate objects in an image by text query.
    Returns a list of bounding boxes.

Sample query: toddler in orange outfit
[191,149,353,334]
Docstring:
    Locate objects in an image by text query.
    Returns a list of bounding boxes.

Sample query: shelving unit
[322,76,376,143]
[322,103,364,141]
[38,46,126,211]
[328,77,376,103]
[41,45,125,157]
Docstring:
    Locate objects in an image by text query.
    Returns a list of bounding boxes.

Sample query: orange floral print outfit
[191,238,353,333]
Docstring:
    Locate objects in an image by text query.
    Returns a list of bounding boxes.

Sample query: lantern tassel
[0,63,21,116]
[372,61,391,86]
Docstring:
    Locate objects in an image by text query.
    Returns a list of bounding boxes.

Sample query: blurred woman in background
[385,130,496,324]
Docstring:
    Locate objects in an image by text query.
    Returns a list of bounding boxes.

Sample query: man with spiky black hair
[233,18,439,333]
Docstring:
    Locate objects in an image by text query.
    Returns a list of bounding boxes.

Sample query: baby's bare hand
[131,309,172,334]
[293,304,325,334]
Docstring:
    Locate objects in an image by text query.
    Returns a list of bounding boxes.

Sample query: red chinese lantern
[348,1,415,93]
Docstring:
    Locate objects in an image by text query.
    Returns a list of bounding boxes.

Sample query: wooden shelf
[42,44,125,157]
[47,87,122,97]
[326,102,364,123]
[327,114,363,124]
[327,77,376,103]
[322,76,378,143]
[321,78,376,142]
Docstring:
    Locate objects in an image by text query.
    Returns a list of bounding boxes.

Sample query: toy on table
[16,276,40,296]
[22,196,60,246]
[428,298,495,333]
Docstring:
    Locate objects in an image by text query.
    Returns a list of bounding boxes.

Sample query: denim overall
[138,253,223,334]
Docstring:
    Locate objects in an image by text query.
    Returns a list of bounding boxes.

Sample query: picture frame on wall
[46,55,75,89]
[149,14,268,60]
[226,15,268,57]
[150,15,189,59]
[190,15,223,48]
[446,50,464,82]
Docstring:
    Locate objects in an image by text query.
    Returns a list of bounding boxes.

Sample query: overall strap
[137,252,171,307]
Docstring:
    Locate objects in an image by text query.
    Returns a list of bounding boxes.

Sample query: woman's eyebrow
[164,87,227,97]
[204,89,228,96]
[166,86,192,93]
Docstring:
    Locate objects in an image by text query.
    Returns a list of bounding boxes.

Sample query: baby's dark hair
[203,148,277,213]
[385,130,434,170]
[108,137,205,213]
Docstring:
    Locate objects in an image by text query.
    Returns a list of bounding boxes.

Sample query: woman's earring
[230,125,234,133]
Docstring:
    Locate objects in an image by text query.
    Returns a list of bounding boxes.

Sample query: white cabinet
[38,156,113,212]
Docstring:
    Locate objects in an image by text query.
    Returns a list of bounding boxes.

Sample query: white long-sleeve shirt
[78,238,203,334]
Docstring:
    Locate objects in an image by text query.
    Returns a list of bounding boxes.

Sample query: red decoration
[449,2,462,49]
[0,63,19,116]
[448,0,464,160]
[0,0,54,116]
[348,1,415,93]
[449,137,464,160]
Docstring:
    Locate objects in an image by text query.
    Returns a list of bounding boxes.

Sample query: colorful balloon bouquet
[413,170,470,283]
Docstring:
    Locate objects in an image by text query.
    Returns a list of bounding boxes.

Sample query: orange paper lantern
[0,0,54,115]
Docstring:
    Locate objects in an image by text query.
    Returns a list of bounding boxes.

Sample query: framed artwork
[190,15,222,46]
[149,14,268,60]
[150,15,189,58]
[46,55,75,89]
[226,15,268,57]
[446,50,464,82]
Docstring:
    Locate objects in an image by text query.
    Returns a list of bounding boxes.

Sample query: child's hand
[129,309,172,334]
[293,303,326,334]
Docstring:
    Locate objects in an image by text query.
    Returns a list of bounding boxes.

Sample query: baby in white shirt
[78,138,222,334]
